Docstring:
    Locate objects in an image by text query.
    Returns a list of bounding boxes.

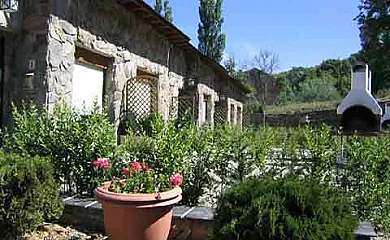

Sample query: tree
[154,0,173,23]
[253,50,279,74]
[198,0,226,63]
[154,0,162,14]
[252,50,279,106]
[356,0,390,92]
[223,55,236,75]
[164,0,173,23]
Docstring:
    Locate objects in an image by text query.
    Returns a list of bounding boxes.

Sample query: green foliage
[163,0,173,23]
[342,135,390,232]
[356,0,390,92]
[3,102,117,195]
[0,151,64,238]
[269,125,339,184]
[296,73,341,102]
[243,101,263,114]
[118,121,204,204]
[106,160,180,194]
[212,126,273,186]
[153,0,172,22]
[154,0,162,14]
[276,57,356,105]
[264,100,339,115]
[213,176,358,240]
[198,0,226,63]
[122,113,164,137]
[116,117,390,232]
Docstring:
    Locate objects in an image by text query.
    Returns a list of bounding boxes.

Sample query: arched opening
[341,105,380,132]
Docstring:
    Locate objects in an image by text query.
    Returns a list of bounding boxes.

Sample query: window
[230,104,235,124]
[204,94,212,124]
[72,47,111,112]
[237,106,242,125]
[124,70,158,119]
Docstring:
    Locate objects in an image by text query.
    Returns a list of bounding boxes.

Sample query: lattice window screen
[214,101,228,125]
[124,76,158,119]
[170,95,197,121]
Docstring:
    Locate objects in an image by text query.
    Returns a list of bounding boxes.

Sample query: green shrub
[3,103,116,195]
[342,135,390,232]
[213,176,358,240]
[119,120,209,205]
[0,150,63,238]
[122,113,164,137]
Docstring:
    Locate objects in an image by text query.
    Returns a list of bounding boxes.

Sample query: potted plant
[93,158,183,240]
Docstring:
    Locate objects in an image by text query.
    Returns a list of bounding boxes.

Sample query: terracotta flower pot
[94,181,182,240]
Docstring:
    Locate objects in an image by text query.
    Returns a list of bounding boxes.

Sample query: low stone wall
[61,196,376,240]
[61,196,214,240]
[251,109,339,127]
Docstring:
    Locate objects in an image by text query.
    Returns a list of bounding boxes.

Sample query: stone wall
[0,0,245,128]
[45,0,187,129]
[1,0,50,126]
[250,109,339,127]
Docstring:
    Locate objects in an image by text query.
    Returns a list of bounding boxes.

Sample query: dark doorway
[341,106,380,132]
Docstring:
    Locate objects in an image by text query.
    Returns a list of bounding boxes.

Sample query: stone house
[247,68,280,105]
[0,0,248,133]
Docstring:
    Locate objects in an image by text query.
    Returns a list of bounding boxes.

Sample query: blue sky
[144,0,362,72]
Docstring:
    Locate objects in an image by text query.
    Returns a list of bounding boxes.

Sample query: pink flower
[93,158,109,168]
[122,168,130,175]
[93,160,101,167]
[101,158,109,168]
[143,163,151,172]
[170,173,183,187]
[131,161,142,172]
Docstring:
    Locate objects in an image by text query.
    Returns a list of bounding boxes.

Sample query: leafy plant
[213,176,358,240]
[3,102,116,195]
[342,135,390,232]
[0,151,64,238]
[94,158,182,194]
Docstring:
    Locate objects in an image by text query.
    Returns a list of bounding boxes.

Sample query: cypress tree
[198,0,226,63]
[154,0,162,14]
[164,0,173,23]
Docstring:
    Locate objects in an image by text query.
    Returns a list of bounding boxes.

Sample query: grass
[264,100,340,114]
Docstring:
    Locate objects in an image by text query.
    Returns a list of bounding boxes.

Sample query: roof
[117,0,251,94]
[117,0,192,50]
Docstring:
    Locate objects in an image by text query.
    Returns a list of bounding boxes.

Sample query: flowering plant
[93,158,183,194]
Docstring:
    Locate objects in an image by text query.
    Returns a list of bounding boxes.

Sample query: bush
[0,151,63,238]
[122,113,164,137]
[3,103,116,195]
[118,120,210,206]
[342,135,390,232]
[213,176,358,240]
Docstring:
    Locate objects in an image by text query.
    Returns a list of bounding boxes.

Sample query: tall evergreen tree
[356,0,390,92]
[164,0,173,23]
[154,0,162,15]
[198,0,226,63]
[154,0,173,23]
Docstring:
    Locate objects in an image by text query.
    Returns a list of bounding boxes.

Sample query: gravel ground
[22,223,107,240]
[21,222,390,240]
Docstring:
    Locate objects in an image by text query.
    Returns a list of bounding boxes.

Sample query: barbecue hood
[337,63,382,132]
